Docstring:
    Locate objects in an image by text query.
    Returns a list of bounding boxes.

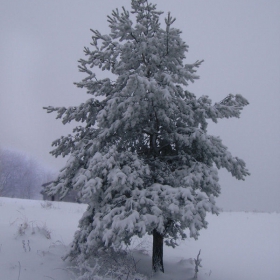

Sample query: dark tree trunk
[152,229,164,273]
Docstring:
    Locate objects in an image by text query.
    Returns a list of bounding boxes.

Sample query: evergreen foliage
[44,0,249,272]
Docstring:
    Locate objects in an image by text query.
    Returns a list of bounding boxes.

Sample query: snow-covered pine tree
[44,0,249,273]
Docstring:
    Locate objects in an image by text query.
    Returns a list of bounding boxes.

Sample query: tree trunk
[152,229,164,273]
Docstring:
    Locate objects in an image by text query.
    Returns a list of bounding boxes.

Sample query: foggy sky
[0,0,279,212]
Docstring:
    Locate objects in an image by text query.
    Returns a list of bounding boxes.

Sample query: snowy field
[0,197,279,280]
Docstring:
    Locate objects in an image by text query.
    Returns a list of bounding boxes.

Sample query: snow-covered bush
[11,212,52,240]
[40,201,54,209]
[66,247,148,280]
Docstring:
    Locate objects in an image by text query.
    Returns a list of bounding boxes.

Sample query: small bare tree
[194,250,202,279]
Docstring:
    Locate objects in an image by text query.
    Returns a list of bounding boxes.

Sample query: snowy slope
[0,197,279,280]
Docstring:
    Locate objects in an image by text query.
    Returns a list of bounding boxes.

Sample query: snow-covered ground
[0,197,279,280]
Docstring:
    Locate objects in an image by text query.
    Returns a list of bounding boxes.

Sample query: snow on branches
[44,0,249,273]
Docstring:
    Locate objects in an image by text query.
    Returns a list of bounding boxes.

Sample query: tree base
[152,229,164,273]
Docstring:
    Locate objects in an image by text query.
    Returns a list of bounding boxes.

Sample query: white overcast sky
[0,0,279,212]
